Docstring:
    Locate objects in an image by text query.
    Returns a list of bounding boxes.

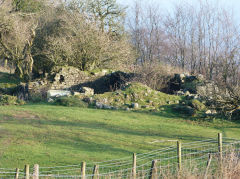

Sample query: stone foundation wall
[50,67,91,90]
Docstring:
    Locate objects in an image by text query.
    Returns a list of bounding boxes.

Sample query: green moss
[93,82,182,110]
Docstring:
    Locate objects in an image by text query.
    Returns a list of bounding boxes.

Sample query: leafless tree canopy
[129,0,240,87]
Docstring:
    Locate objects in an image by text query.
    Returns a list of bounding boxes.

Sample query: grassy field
[0,104,239,169]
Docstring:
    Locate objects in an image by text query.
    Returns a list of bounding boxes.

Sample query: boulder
[96,102,103,109]
[80,87,94,96]
[131,103,139,109]
[205,110,212,114]
[47,90,71,99]
[205,110,217,115]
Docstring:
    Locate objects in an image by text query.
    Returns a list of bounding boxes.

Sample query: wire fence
[1,134,240,178]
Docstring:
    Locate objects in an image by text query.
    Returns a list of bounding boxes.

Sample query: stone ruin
[23,66,134,100]
[50,67,91,90]
[168,73,220,99]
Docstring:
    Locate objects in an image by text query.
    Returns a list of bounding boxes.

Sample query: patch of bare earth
[11,111,40,120]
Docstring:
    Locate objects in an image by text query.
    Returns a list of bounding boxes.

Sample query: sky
[117,0,240,22]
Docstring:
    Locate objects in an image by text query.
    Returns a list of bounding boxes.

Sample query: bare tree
[128,1,167,65]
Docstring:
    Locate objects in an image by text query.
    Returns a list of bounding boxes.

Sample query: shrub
[132,63,184,92]
[54,96,88,108]
[190,99,206,111]
[0,95,25,106]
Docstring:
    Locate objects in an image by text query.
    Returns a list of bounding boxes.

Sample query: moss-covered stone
[92,82,182,110]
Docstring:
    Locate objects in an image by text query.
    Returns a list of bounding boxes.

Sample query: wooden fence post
[177,141,182,171]
[132,153,137,179]
[24,165,30,179]
[33,164,39,179]
[92,165,99,179]
[204,154,212,179]
[81,162,86,179]
[15,168,19,179]
[218,133,223,161]
[149,160,157,179]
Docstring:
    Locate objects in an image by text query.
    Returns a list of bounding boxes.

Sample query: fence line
[1,134,240,178]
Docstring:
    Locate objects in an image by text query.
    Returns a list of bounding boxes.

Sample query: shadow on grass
[1,107,221,144]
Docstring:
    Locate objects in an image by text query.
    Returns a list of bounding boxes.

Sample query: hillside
[0,104,239,169]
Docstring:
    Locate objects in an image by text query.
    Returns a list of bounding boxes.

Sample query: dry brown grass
[159,150,240,179]
[104,150,240,179]
[132,62,186,92]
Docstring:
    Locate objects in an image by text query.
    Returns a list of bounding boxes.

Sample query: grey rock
[131,103,139,109]
[48,98,54,103]
[103,104,112,109]
[175,100,180,104]
[47,90,71,98]
[96,102,103,109]
[176,90,185,96]
[73,92,81,96]
[184,91,191,96]
[80,87,94,96]
[205,110,212,114]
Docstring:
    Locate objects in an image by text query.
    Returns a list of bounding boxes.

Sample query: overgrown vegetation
[0,95,24,105]
[93,82,181,110]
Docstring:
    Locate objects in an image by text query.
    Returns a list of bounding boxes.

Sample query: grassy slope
[0,104,239,168]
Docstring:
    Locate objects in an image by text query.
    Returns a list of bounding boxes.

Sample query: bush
[0,95,25,106]
[33,7,134,74]
[132,63,184,92]
[54,96,88,108]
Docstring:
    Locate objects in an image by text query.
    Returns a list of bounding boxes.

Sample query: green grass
[0,104,239,169]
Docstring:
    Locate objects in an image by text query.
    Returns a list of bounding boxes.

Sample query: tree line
[129,0,240,88]
[0,0,134,81]
[0,0,239,89]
